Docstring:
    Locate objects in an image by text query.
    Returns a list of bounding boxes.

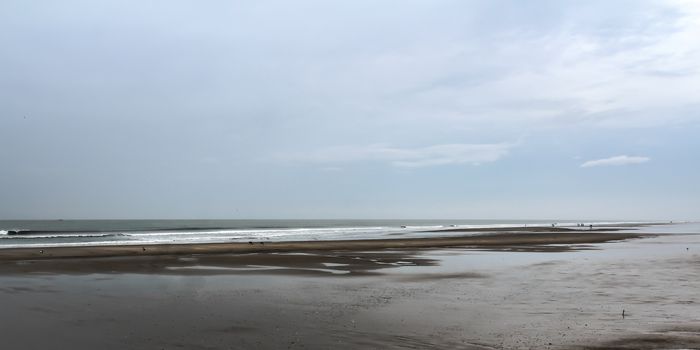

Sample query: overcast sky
[1,0,699,220]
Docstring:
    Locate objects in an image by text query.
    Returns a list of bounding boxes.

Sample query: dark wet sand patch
[396,272,487,282]
[465,244,600,253]
[579,325,700,349]
[528,260,569,267]
[0,251,439,276]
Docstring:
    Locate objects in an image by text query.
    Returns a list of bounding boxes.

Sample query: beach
[1,223,699,349]
[5,0,698,348]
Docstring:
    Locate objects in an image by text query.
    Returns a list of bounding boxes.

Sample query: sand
[1,226,699,349]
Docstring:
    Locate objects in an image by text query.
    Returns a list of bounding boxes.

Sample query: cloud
[282,143,511,168]
[293,0,700,131]
[580,155,650,168]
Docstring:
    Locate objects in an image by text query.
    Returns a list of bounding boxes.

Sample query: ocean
[0,219,663,249]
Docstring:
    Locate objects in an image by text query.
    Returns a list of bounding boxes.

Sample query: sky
[1,0,699,220]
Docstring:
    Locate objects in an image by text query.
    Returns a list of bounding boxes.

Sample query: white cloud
[580,155,650,168]
[282,143,511,168]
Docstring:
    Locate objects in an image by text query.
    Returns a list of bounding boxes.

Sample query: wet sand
[1,226,699,349]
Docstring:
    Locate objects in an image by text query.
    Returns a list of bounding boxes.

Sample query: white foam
[0,233,118,239]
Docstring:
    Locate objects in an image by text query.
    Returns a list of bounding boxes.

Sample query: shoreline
[0,230,648,261]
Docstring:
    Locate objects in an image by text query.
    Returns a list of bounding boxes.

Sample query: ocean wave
[0,233,127,240]
[125,226,389,237]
